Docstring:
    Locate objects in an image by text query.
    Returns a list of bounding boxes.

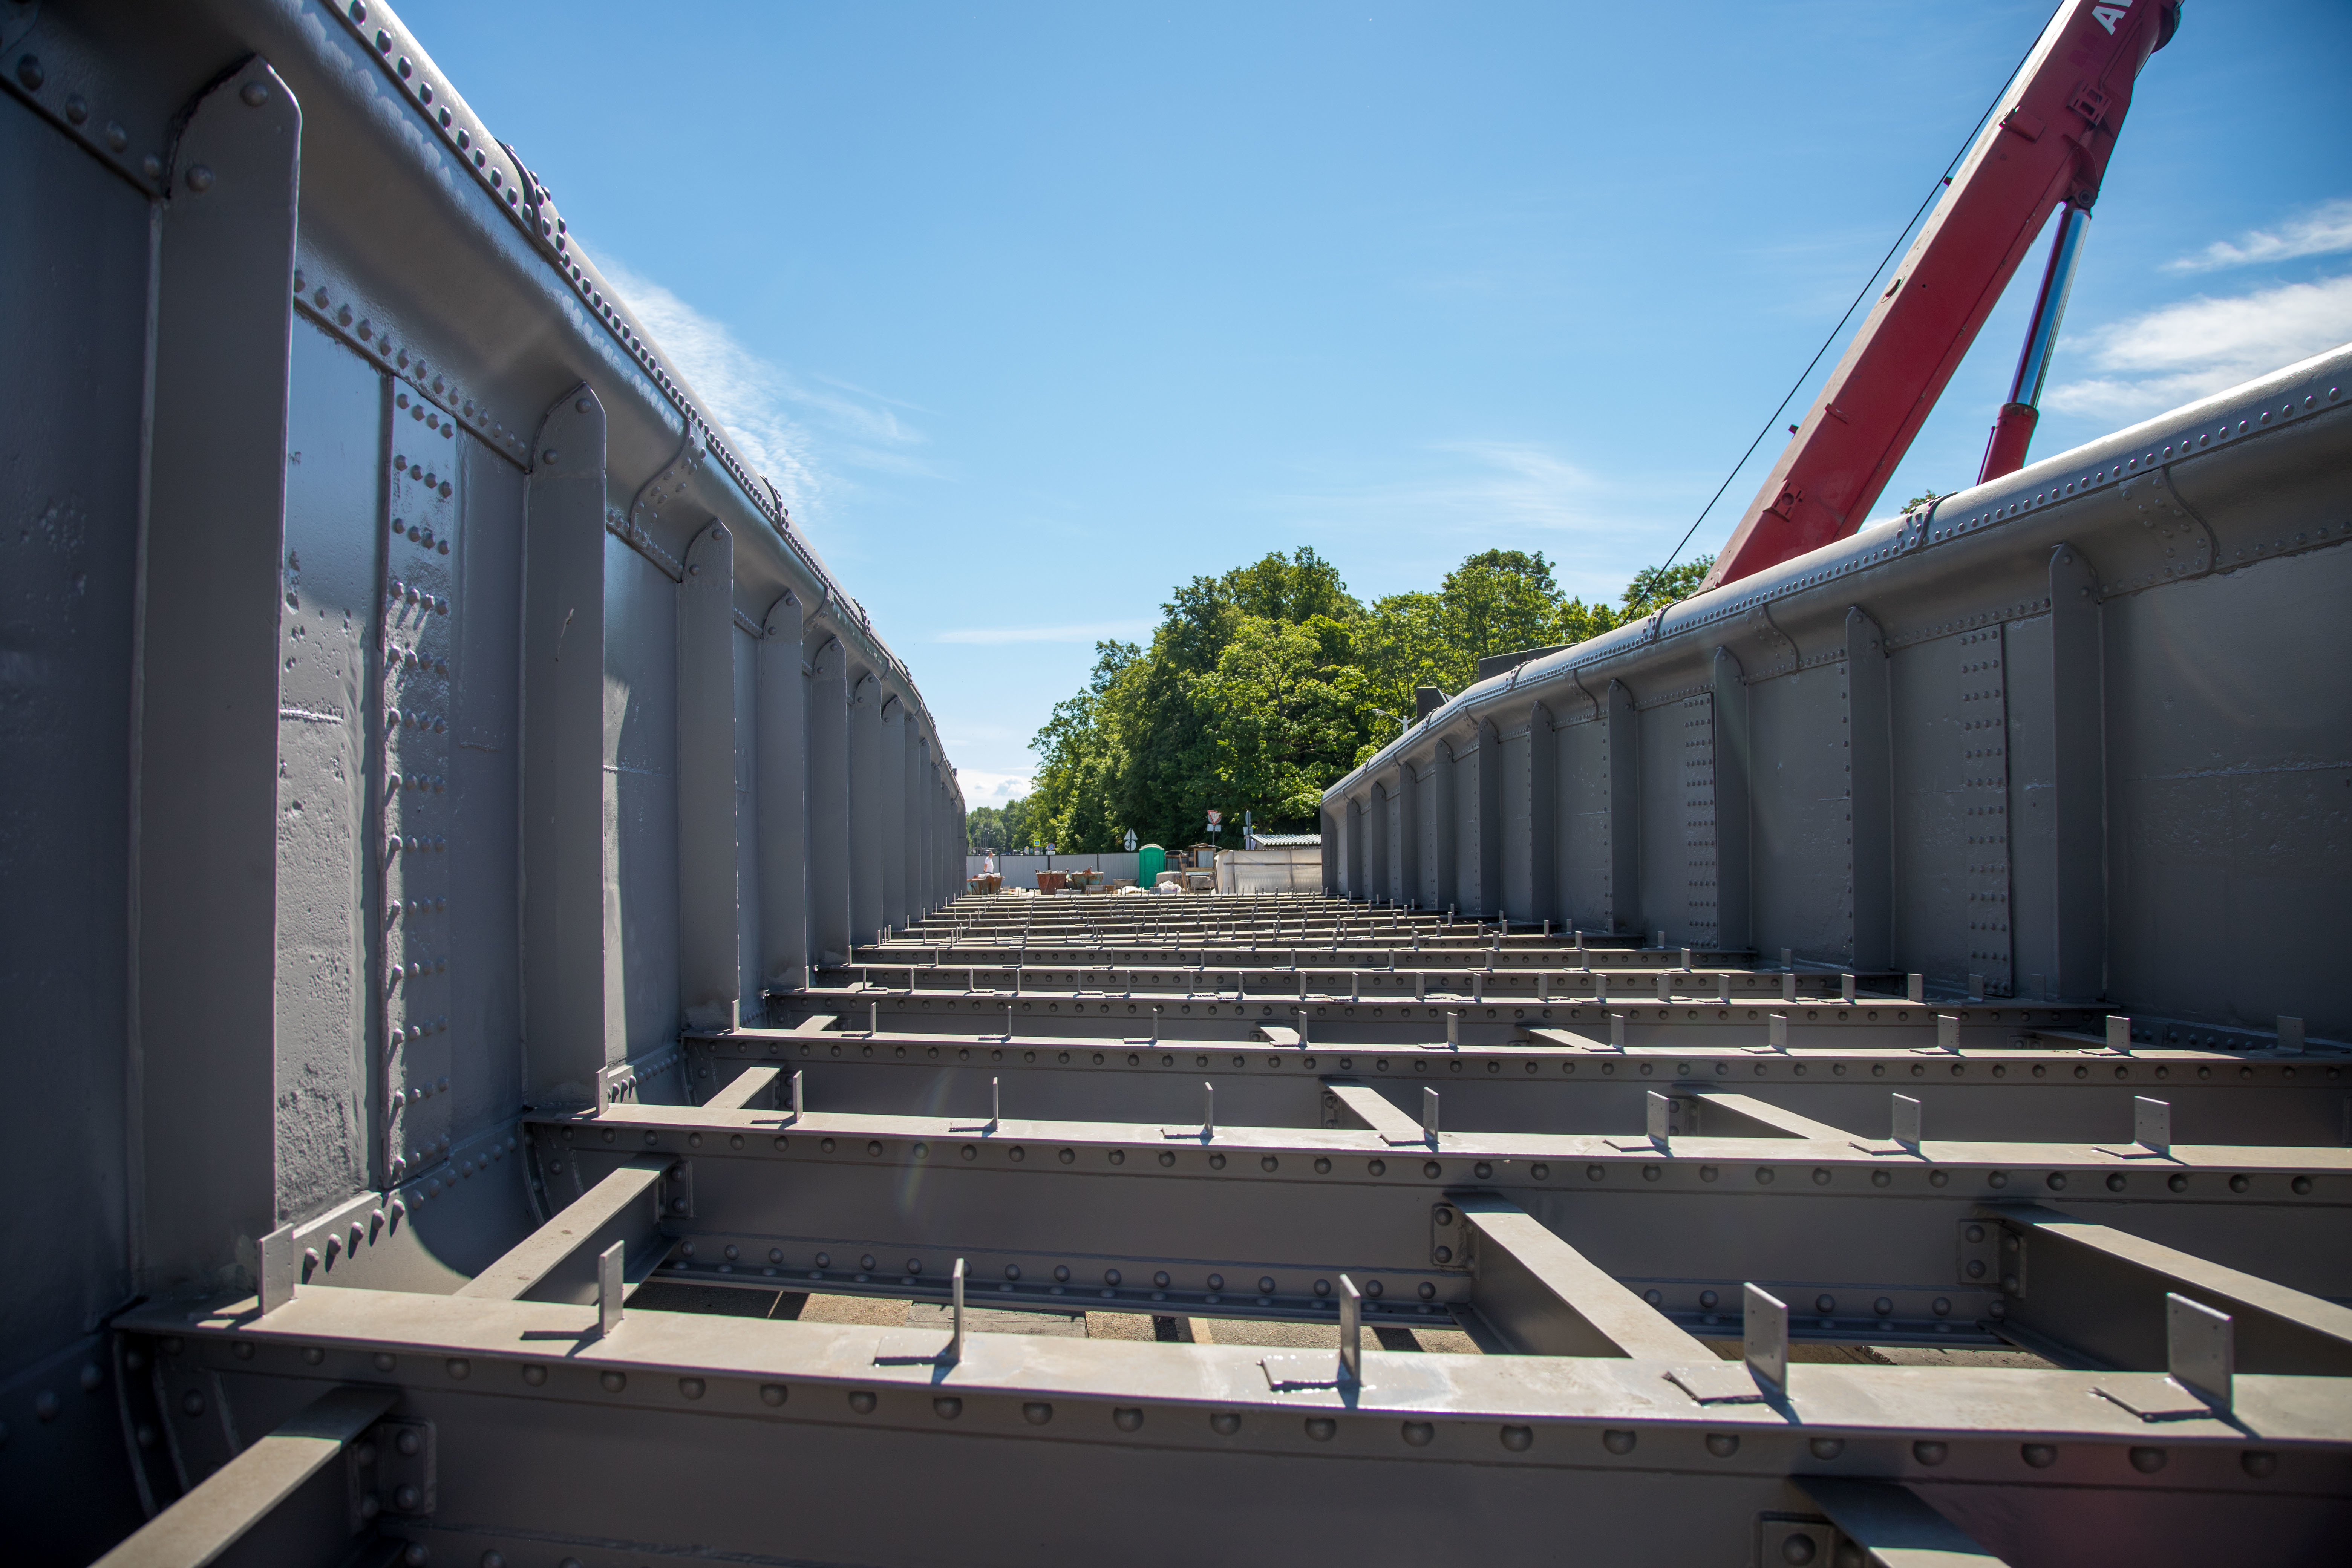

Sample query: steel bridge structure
[5,1,2351,1566]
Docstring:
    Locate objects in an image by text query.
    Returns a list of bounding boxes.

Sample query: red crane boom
[1703,0,2181,591]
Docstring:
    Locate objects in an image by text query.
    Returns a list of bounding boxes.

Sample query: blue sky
[402,0,2352,804]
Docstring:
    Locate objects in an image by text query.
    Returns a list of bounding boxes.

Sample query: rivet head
[1499,1424,1534,1452]
[1602,1428,1636,1454]
[184,165,215,193]
[1022,1401,1052,1425]
[2129,1446,2167,1473]
[1210,1411,1242,1436]
[760,1383,787,1407]
[16,54,43,90]
[1705,1432,1739,1458]
[64,93,88,124]
[848,1390,877,1414]
[2021,1443,2057,1468]
[1913,1440,1949,1465]
[678,1378,704,1400]
[600,1370,626,1392]
[1113,1407,1144,1432]
[240,81,270,107]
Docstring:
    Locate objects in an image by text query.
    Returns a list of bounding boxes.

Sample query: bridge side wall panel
[2105,550,2352,1040]
[1887,633,1973,987]
[1557,712,1611,933]
[1747,665,1854,966]
[0,92,149,1436]
[1636,692,1686,945]
[275,325,384,1219]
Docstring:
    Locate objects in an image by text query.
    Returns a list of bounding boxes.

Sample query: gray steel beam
[115,1291,2352,1568]
[1847,608,1893,973]
[2044,543,2106,1003]
[1977,1201,2352,1375]
[1456,1196,1718,1360]
[136,56,302,1294]
[1606,679,1640,934]
[91,1386,395,1568]
[677,519,741,1030]
[806,635,853,966]
[705,1065,782,1113]
[879,695,909,931]
[756,590,811,991]
[1712,648,1753,951]
[1794,1479,2011,1568]
[456,1156,671,1303]
[522,384,617,1106]
[527,1097,2352,1339]
[849,672,884,943]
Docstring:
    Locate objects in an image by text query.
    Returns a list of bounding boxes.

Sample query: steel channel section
[529,1090,2352,1341]
[112,1289,2352,1567]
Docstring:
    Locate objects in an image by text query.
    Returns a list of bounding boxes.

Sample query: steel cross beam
[523,1099,2352,1352]
[91,1386,396,1568]
[112,1288,2352,1568]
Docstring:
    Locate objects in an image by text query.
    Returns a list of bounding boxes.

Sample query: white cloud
[935,621,1152,646]
[1265,440,1621,535]
[2166,198,2352,274]
[598,260,929,522]
[2043,274,2352,420]
[955,770,1033,805]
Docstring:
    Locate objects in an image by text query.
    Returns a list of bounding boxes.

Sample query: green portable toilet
[1138,843,1166,886]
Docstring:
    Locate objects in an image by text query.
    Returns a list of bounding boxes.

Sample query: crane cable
[1652,9,2057,582]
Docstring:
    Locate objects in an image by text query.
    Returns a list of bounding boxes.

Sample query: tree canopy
[969,546,1711,852]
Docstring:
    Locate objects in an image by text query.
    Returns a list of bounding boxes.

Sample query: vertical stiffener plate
[381,388,463,1182]
[1960,624,2014,995]
[1681,694,1717,946]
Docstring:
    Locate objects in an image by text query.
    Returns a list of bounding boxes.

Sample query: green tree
[1619,554,1714,618]
[1439,549,1564,668]
[1014,544,1707,849]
